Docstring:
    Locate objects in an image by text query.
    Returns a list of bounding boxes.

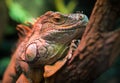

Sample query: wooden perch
[52,0,120,83]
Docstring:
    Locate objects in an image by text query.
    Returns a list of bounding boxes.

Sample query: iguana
[2,11,88,83]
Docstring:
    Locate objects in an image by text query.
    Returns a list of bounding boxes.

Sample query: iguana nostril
[25,43,37,62]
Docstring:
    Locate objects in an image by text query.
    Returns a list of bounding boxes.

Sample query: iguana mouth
[57,26,86,31]
[45,21,87,35]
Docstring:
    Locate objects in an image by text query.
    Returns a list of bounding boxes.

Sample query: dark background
[0,0,120,83]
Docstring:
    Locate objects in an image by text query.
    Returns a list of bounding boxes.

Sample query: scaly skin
[3,11,88,83]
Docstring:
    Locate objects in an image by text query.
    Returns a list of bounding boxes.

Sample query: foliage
[5,0,51,23]
[5,0,77,23]
[0,57,10,76]
[54,0,77,14]
[6,0,32,23]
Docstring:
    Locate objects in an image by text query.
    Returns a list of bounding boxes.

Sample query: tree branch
[52,0,120,83]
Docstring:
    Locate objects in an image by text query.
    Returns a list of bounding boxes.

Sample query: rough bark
[53,0,120,83]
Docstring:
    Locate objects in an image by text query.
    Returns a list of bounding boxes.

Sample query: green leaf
[9,2,32,23]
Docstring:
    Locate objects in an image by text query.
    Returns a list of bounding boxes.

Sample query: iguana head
[34,11,88,44]
[19,11,88,66]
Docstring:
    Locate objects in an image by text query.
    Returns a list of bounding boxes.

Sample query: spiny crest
[16,23,32,39]
[16,18,38,39]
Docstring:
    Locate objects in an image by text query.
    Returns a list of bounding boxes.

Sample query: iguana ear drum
[25,43,37,62]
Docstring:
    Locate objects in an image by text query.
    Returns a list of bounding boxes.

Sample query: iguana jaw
[43,26,85,45]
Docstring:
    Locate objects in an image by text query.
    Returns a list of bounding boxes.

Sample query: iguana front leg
[44,39,80,83]
[67,39,80,60]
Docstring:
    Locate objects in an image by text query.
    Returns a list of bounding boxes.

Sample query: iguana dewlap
[3,11,88,83]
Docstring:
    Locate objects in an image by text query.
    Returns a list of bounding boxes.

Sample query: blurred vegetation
[55,0,77,13]
[0,0,120,83]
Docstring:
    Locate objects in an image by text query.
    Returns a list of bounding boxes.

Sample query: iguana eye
[53,17,62,22]
[51,15,66,24]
